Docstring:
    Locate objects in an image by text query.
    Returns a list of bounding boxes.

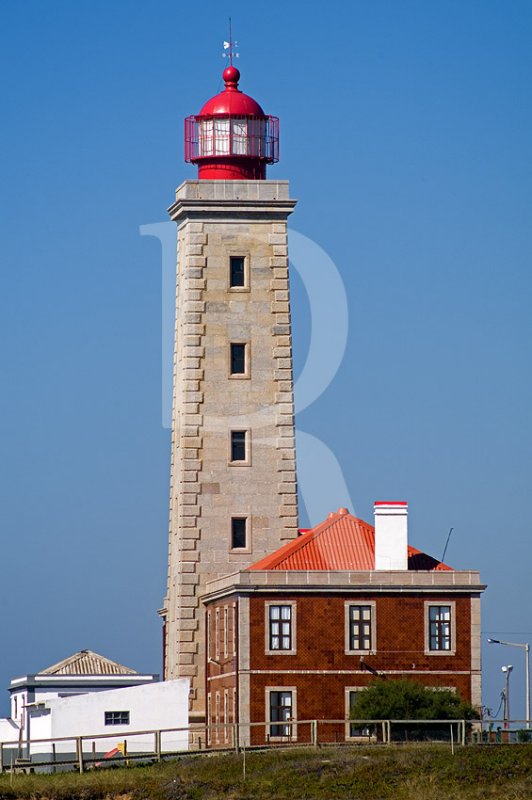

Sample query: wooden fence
[2,717,522,774]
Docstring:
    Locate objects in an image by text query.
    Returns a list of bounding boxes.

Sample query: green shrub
[349,678,479,722]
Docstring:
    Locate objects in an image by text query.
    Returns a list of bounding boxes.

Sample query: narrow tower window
[230,343,247,375]
[231,517,247,549]
[229,256,246,288]
[230,430,247,462]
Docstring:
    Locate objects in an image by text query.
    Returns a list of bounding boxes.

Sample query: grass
[1,745,532,800]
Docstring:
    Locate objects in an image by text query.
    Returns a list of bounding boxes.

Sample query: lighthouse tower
[161,64,299,720]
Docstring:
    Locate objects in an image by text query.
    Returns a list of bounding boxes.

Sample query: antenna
[441,527,454,563]
[222,17,239,64]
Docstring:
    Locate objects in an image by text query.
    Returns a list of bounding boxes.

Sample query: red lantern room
[184,66,279,180]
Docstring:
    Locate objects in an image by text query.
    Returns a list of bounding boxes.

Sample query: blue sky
[1,0,531,719]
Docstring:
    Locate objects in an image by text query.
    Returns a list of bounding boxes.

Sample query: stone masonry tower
[161,63,299,721]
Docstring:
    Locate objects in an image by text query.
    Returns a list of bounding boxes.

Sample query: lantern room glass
[232,119,247,154]
[197,117,271,157]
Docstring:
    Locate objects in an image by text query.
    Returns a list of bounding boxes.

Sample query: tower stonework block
[161,180,299,720]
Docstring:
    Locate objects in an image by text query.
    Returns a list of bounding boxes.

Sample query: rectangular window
[223,607,228,658]
[268,605,293,651]
[233,605,237,656]
[207,693,212,745]
[104,711,130,726]
[231,517,247,549]
[229,256,245,288]
[207,610,211,661]
[345,688,372,740]
[215,608,220,659]
[269,690,293,739]
[224,689,229,743]
[230,430,247,462]
[348,605,373,651]
[230,343,247,375]
[215,691,221,744]
[429,605,452,651]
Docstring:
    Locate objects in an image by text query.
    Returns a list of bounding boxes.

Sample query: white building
[1,651,189,763]
[9,649,159,725]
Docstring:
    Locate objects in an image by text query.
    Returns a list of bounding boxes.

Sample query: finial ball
[223,65,240,84]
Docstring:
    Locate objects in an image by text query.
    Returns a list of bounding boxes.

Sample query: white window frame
[215,608,220,660]
[265,686,297,742]
[224,689,229,743]
[344,687,372,741]
[344,601,377,655]
[215,691,221,744]
[223,606,229,658]
[424,601,456,656]
[425,685,457,693]
[265,601,297,655]
[232,604,237,657]
[207,693,212,745]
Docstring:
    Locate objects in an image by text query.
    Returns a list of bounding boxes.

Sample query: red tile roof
[248,508,452,572]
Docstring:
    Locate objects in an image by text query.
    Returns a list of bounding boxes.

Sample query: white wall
[28,680,189,756]
[0,718,19,744]
[10,691,26,725]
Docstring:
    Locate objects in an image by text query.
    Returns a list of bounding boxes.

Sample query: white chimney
[374,501,408,570]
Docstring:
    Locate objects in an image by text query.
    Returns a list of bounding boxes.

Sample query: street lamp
[501,665,513,728]
[488,638,530,729]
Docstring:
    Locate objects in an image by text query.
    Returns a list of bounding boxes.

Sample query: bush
[350,678,479,722]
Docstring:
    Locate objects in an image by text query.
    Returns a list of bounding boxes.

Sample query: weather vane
[222,17,239,66]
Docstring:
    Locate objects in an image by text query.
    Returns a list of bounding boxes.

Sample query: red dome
[184,66,279,179]
[198,66,266,118]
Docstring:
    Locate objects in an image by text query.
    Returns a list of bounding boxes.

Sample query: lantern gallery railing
[185,115,279,163]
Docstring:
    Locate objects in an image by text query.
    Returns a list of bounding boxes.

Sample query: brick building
[203,503,485,745]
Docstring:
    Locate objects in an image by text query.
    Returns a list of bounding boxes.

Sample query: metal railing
[475,718,532,744]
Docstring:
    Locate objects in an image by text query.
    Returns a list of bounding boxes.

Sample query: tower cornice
[168,180,297,222]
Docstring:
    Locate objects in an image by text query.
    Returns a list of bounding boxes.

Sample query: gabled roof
[40,650,138,676]
[248,508,452,572]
